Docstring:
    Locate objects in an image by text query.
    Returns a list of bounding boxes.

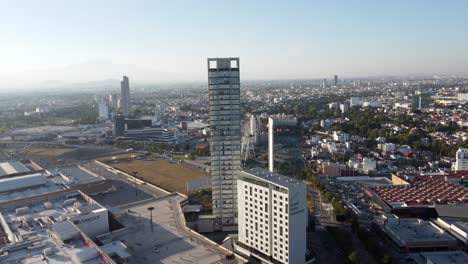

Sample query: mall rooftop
[0,190,112,264]
[383,218,458,251]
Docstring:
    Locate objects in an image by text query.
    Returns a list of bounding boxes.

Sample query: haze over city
[0,2,467,264]
[1,0,468,90]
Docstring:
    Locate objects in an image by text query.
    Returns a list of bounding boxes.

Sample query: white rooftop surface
[0,161,30,176]
[0,173,48,193]
[384,219,456,244]
[50,165,103,185]
[108,196,243,264]
[177,121,209,130]
[0,173,65,204]
[0,193,106,264]
[242,167,305,191]
[101,241,131,260]
[436,217,468,244]
[1,239,103,264]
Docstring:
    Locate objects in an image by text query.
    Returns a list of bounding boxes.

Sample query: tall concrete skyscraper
[334,74,338,86]
[208,57,241,230]
[120,76,131,117]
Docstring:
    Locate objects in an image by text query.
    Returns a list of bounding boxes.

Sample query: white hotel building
[454,148,468,171]
[236,168,308,264]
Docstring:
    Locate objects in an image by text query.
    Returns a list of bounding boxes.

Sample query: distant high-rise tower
[322,78,327,88]
[249,114,259,138]
[334,75,338,86]
[208,57,241,230]
[120,76,131,117]
[412,91,431,110]
[268,117,304,179]
[113,115,125,137]
[98,100,109,121]
[108,93,118,109]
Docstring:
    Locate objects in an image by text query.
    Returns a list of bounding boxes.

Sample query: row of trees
[326,226,359,263]
[305,169,351,222]
[353,221,392,264]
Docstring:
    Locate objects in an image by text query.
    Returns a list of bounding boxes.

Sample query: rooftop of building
[0,162,107,204]
[268,116,297,121]
[0,160,43,178]
[439,217,468,233]
[435,204,468,218]
[336,176,393,186]
[0,161,30,176]
[47,164,104,185]
[98,195,243,264]
[384,218,456,245]
[0,173,65,204]
[0,190,106,228]
[0,190,110,264]
[410,251,468,264]
[241,167,305,191]
[434,217,468,244]
[370,175,468,208]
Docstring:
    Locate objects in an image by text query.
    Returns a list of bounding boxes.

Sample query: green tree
[348,251,358,264]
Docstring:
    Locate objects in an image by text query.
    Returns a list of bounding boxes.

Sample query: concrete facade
[208,58,242,229]
[237,168,307,264]
[454,148,468,171]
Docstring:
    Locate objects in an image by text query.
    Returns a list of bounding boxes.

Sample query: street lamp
[147,206,155,232]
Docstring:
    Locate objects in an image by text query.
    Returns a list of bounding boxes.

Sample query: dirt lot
[110,159,209,194]
[27,148,73,157]
[96,152,143,162]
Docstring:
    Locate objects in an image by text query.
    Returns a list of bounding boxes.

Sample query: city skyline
[1,0,468,89]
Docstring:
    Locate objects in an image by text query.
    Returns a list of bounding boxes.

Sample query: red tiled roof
[371,175,468,206]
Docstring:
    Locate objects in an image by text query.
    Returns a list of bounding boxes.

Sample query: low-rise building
[362,158,376,174]
[383,218,458,252]
[333,131,349,143]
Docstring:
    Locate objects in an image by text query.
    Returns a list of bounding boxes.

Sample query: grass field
[28,148,73,157]
[110,159,209,194]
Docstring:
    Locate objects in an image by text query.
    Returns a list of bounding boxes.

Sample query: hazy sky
[1,0,468,88]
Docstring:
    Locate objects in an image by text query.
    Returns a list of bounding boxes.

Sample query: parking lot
[109,197,242,264]
[81,161,169,207]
